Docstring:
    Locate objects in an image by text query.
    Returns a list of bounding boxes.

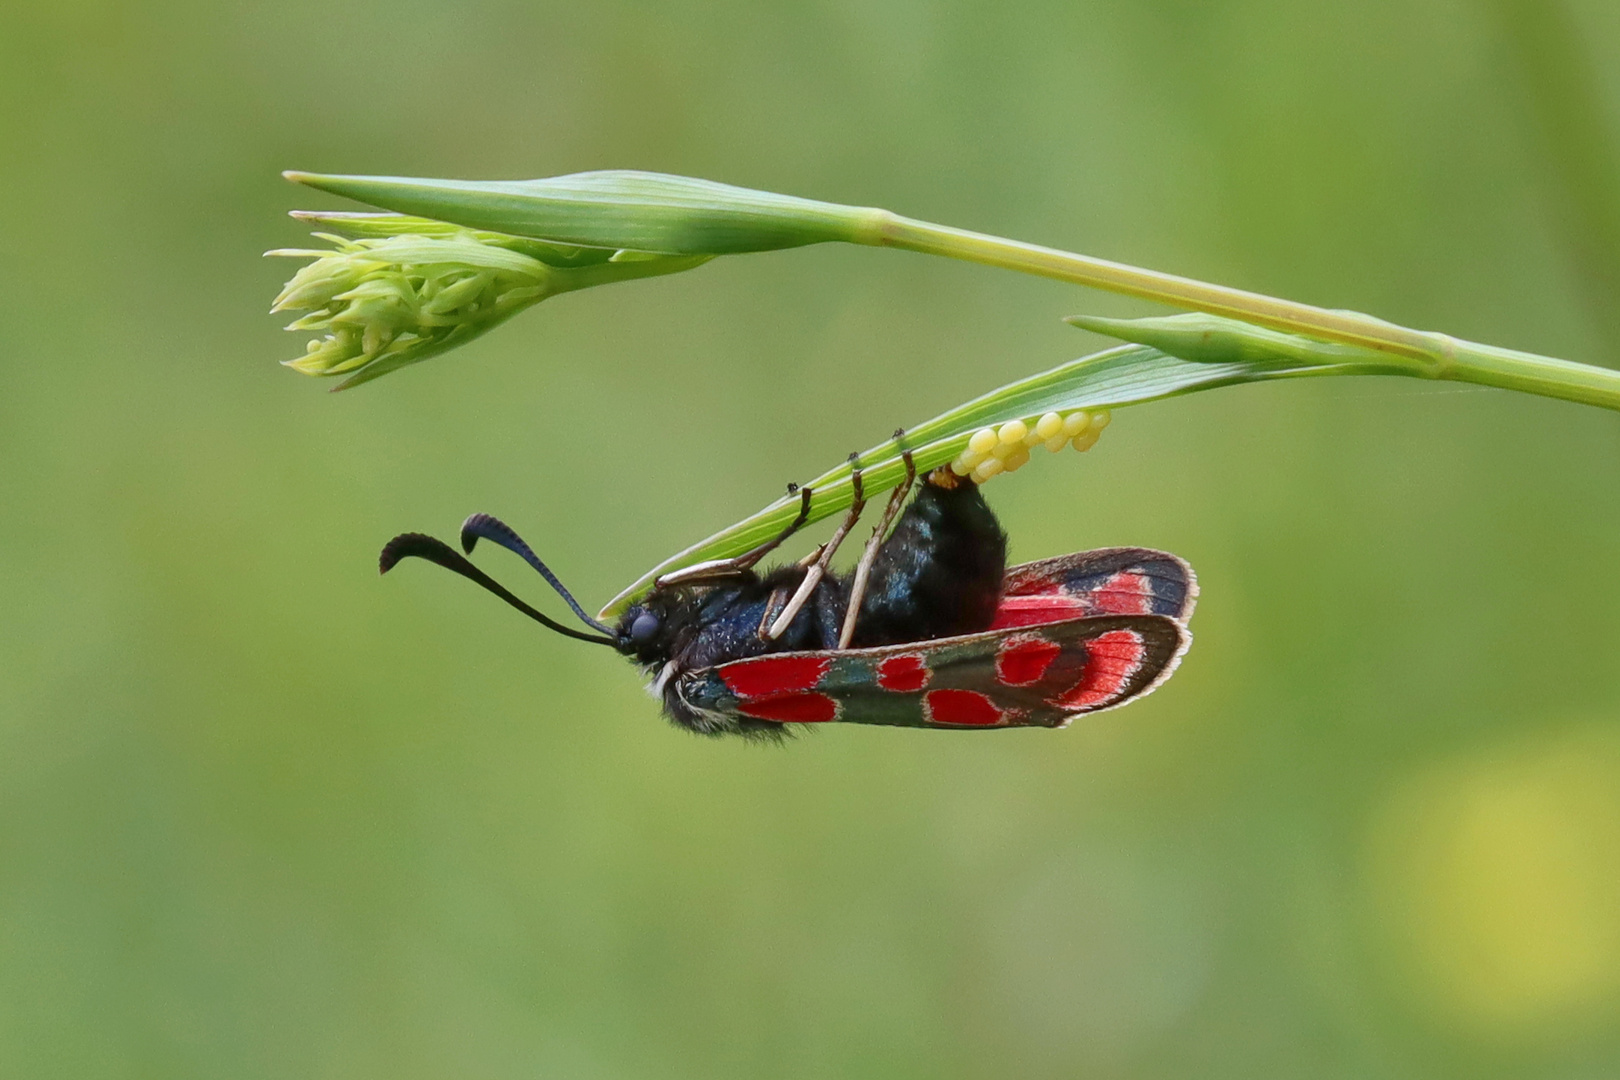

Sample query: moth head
[612,591,686,664]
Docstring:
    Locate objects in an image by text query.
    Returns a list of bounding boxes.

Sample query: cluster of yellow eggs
[948,409,1111,484]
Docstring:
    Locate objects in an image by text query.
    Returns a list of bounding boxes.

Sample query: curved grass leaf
[598,335,1414,617]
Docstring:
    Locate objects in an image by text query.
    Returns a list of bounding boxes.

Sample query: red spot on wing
[1091,572,1151,615]
[720,654,833,699]
[737,692,839,723]
[877,654,929,692]
[1054,630,1145,710]
[990,595,1088,629]
[996,634,1063,686]
[924,689,1004,726]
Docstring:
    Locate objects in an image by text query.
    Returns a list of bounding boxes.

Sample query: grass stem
[871,214,1620,412]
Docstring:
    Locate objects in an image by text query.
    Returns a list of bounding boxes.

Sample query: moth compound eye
[630,612,661,646]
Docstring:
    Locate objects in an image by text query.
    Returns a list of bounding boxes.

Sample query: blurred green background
[5,1,1620,1077]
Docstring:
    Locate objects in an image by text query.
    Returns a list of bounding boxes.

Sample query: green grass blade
[284,170,876,255]
[598,341,1366,618]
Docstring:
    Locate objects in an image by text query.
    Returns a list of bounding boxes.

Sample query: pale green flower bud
[271,242,382,311]
[1064,312,1372,368]
[268,216,708,389]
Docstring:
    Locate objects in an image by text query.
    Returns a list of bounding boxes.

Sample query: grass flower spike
[270,232,549,386]
[268,211,709,389]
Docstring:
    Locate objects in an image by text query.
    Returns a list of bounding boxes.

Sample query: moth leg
[757,587,791,638]
[837,446,917,649]
[765,454,868,641]
[722,485,816,571]
[656,485,813,588]
[755,543,825,636]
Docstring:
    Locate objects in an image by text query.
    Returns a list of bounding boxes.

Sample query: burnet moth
[380,437,1197,739]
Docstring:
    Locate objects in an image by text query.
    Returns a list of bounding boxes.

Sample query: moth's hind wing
[993,548,1197,629]
[674,614,1189,732]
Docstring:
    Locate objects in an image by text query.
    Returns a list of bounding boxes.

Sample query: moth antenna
[458,514,615,636]
[379,532,616,646]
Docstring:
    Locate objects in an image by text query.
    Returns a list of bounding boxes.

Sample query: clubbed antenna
[379,532,615,647]
[458,514,615,637]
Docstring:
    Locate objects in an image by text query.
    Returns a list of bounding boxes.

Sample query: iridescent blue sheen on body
[614,474,1007,737]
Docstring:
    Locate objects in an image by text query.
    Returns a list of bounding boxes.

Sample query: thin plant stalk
[861,214,1620,411]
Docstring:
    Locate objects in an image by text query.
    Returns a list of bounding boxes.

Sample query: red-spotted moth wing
[674,612,1190,730]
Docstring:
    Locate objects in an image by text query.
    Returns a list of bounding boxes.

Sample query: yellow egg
[1090,410,1112,430]
[1072,429,1101,452]
[968,428,998,456]
[1004,446,1031,471]
[1044,434,1070,453]
[997,420,1028,445]
[1035,412,1064,439]
[974,457,1005,482]
[1063,411,1091,437]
